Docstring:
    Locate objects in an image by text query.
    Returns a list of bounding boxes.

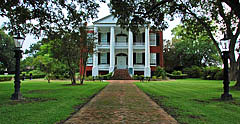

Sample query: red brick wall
[150,31,164,67]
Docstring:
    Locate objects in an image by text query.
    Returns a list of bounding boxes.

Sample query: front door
[117,56,127,69]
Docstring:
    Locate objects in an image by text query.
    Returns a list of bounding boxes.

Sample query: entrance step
[111,69,132,80]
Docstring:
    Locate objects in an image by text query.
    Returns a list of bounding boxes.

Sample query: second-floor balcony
[97,41,145,49]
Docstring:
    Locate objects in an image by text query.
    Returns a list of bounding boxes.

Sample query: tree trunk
[47,73,50,83]
[235,71,240,87]
[80,61,87,85]
[229,61,238,81]
[229,48,239,87]
[70,70,76,85]
[234,63,240,87]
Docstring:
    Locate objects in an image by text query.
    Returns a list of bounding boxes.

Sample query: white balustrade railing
[133,42,145,45]
[115,42,128,46]
[98,42,145,46]
[98,42,110,45]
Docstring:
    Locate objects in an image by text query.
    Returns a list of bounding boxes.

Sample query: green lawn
[0,79,108,124]
[135,79,240,124]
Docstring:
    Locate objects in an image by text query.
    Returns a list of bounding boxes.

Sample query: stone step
[111,69,132,80]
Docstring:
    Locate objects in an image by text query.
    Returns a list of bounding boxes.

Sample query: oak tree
[110,0,240,87]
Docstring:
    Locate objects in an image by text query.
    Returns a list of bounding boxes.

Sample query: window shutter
[142,32,145,42]
[156,53,160,65]
[107,52,110,64]
[156,33,160,46]
[133,33,136,42]
[107,32,110,43]
[98,33,101,43]
[98,53,101,64]
[133,53,136,64]
[142,53,145,64]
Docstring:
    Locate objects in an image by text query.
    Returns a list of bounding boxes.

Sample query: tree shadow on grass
[7,97,57,105]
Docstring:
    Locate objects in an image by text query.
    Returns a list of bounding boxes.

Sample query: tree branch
[220,0,240,19]
[217,1,233,37]
[233,22,240,41]
[145,0,173,15]
[178,4,223,60]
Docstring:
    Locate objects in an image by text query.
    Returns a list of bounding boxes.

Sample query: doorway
[117,56,127,69]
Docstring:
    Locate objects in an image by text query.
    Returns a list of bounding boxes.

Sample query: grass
[135,78,240,124]
[0,79,108,124]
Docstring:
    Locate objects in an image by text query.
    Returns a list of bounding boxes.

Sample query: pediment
[93,15,118,24]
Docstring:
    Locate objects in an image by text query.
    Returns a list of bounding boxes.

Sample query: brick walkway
[64,80,178,124]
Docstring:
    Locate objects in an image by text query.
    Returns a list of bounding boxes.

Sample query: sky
[0,1,180,52]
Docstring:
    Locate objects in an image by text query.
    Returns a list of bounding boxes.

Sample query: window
[101,33,107,44]
[100,53,107,64]
[150,53,157,65]
[136,33,143,42]
[87,54,93,64]
[136,53,142,64]
[117,36,127,43]
[150,33,156,46]
[87,33,93,39]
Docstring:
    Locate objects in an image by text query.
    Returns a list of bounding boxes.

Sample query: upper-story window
[150,33,156,46]
[116,33,128,45]
[117,36,127,43]
[101,33,108,43]
[136,33,143,43]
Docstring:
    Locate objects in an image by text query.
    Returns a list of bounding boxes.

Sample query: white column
[92,26,99,76]
[144,26,151,77]
[128,29,134,76]
[109,26,115,73]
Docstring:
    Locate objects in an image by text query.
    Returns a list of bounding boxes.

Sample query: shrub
[140,75,144,79]
[168,74,188,79]
[214,70,223,80]
[183,66,203,78]
[154,66,166,79]
[96,75,103,80]
[28,70,46,75]
[45,74,55,80]
[172,70,182,75]
[202,66,222,80]
[96,73,112,80]
[85,76,93,81]
[133,75,139,80]
[0,75,13,82]
[157,76,162,80]
[152,76,157,81]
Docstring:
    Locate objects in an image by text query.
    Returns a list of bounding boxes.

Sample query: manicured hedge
[97,73,112,80]
[202,66,223,80]
[183,66,203,78]
[0,75,13,82]
[20,74,46,79]
[167,74,188,79]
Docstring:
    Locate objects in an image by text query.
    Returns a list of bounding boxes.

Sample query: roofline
[93,14,113,24]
